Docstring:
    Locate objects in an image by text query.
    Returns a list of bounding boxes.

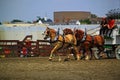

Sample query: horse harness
[80,32,94,45]
[49,31,76,50]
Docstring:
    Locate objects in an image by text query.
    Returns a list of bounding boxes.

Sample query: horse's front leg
[49,42,62,61]
[85,49,91,60]
[74,46,80,60]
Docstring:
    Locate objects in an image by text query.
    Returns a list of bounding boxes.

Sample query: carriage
[87,26,120,60]
[43,25,120,61]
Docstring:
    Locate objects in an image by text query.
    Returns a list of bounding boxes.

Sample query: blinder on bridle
[44,28,50,40]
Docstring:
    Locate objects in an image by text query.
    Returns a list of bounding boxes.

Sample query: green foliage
[11,19,24,23]
[27,21,32,23]
[80,19,91,24]
[36,16,53,23]
[106,8,120,19]
[104,36,113,39]
[91,14,97,18]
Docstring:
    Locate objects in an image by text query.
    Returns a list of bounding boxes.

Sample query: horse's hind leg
[94,45,104,59]
[98,46,105,58]
[71,49,78,60]
[64,48,78,61]
[84,48,92,60]
[64,49,71,61]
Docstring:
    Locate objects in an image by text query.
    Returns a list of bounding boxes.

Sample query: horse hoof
[49,58,52,61]
[80,56,85,60]
[64,58,69,62]
[85,56,90,60]
[58,59,62,62]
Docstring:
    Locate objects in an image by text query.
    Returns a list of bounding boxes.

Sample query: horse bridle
[43,29,51,40]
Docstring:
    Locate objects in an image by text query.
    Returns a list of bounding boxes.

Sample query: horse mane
[46,27,56,34]
[63,28,73,35]
[50,28,56,34]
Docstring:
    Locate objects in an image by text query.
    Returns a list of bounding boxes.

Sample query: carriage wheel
[115,45,120,59]
[93,48,101,59]
[106,50,115,59]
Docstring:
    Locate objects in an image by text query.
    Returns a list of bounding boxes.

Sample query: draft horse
[43,27,80,61]
[74,29,105,60]
[63,28,105,60]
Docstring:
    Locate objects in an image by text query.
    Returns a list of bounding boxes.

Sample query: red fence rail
[0,40,66,57]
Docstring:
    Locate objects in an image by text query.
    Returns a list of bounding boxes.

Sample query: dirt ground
[0,57,120,80]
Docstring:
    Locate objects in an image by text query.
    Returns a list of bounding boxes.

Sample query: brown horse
[43,27,80,61]
[63,28,105,60]
[63,28,73,35]
[75,29,105,60]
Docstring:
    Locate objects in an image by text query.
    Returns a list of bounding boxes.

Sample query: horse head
[74,29,84,41]
[43,27,56,41]
[63,28,73,35]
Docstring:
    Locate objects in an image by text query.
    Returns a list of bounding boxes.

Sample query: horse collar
[49,33,59,43]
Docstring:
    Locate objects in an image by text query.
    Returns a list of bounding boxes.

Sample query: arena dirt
[0,57,120,80]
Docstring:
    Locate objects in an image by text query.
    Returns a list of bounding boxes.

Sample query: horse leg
[98,45,105,58]
[71,46,81,60]
[73,46,80,60]
[80,49,86,60]
[94,45,104,59]
[85,48,93,60]
[64,49,71,61]
[90,48,93,59]
[67,49,72,59]
[49,42,62,61]
[84,45,92,60]
[72,49,78,60]
[84,49,90,60]
[83,42,92,60]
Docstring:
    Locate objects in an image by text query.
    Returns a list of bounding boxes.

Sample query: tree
[34,16,53,24]
[91,14,97,18]
[11,19,24,23]
[79,19,91,24]
[37,16,42,20]
[47,19,52,22]
[106,8,120,19]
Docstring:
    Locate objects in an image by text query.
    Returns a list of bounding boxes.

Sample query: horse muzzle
[44,36,48,40]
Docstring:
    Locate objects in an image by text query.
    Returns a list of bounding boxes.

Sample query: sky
[0,0,120,22]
